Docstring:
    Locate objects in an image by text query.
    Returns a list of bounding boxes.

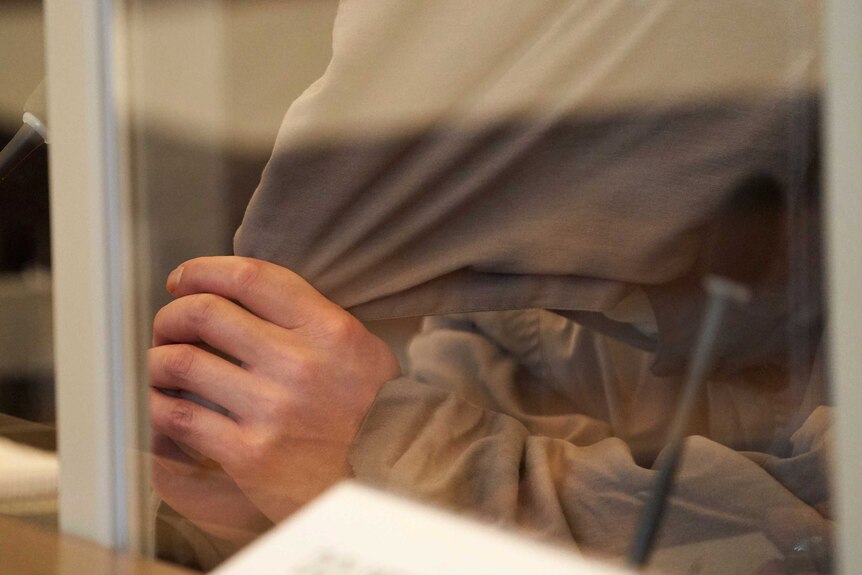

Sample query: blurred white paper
[213,481,633,575]
[0,437,57,502]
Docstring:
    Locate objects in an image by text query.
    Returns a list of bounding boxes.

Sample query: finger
[150,437,272,543]
[153,293,297,365]
[150,388,242,466]
[151,431,216,476]
[148,344,264,420]
[166,256,339,331]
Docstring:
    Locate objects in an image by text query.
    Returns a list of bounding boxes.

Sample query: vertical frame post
[825,1,862,573]
[43,0,140,549]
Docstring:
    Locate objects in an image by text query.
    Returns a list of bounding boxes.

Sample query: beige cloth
[349,311,832,564]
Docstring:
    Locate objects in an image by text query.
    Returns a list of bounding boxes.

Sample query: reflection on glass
[0,0,57,531]
[124,2,831,574]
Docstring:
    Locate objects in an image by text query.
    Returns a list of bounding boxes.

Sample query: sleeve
[348,314,832,559]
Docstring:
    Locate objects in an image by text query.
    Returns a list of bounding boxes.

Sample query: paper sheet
[214,482,633,575]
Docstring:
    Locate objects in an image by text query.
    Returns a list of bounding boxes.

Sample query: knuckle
[152,304,171,334]
[167,402,197,437]
[260,388,296,422]
[146,348,159,376]
[163,345,196,379]
[325,313,361,344]
[285,352,320,383]
[243,433,273,467]
[232,259,261,293]
[186,293,220,328]
[266,344,316,382]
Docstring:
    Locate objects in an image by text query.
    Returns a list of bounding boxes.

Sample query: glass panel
[0,0,58,530]
[118,2,833,573]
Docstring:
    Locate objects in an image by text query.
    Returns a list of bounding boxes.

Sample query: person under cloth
[148,1,831,573]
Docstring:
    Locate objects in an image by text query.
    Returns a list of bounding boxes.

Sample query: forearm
[349,377,828,558]
[349,376,632,549]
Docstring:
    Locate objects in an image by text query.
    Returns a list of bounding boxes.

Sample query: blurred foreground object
[212,482,634,575]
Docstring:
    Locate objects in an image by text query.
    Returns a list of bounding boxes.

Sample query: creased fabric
[349,311,832,565]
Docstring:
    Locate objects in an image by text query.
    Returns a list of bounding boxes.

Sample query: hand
[149,256,401,522]
[150,430,273,544]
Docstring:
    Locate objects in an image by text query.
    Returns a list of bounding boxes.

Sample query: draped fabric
[234,0,819,327]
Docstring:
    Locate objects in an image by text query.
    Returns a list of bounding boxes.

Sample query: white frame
[43,0,141,549]
[825,1,862,574]
[43,0,229,553]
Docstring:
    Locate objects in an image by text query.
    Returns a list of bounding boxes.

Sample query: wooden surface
[0,514,194,575]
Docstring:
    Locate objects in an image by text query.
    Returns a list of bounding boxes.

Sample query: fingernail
[167,266,184,294]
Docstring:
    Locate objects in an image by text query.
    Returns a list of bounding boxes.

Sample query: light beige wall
[123,0,338,155]
[224,0,339,155]
[0,0,340,147]
[121,0,339,297]
[0,3,45,133]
